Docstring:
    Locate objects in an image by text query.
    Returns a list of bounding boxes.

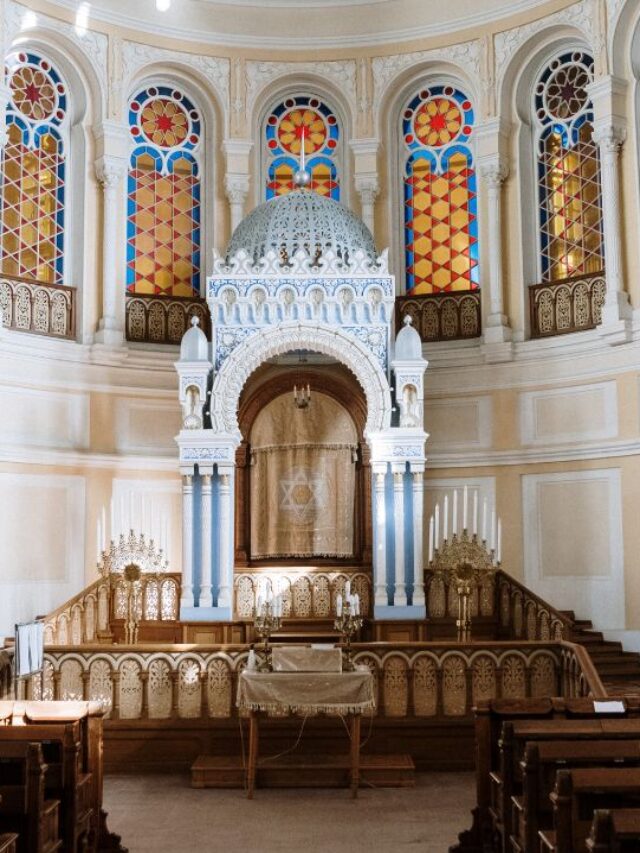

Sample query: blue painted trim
[180,606,232,623]
[374,605,426,620]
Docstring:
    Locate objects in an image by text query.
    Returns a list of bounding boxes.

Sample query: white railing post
[411,466,425,607]
[373,465,388,607]
[199,471,213,608]
[180,473,194,609]
[392,465,407,606]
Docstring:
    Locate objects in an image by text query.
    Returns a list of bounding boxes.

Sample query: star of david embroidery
[279,467,327,523]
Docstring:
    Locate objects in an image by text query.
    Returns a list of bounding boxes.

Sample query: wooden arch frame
[234,364,372,568]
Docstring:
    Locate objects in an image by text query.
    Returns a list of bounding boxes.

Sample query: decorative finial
[403,315,413,326]
[190,316,200,327]
[293,125,311,189]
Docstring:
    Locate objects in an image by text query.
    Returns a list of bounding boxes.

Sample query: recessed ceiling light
[156,0,171,11]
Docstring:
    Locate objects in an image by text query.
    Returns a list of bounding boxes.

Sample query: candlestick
[482,498,487,542]
[472,491,478,536]
[452,489,458,536]
[490,509,496,551]
[497,519,502,564]
[434,503,440,550]
[463,485,468,531]
[428,516,434,563]
[443,495,449,543]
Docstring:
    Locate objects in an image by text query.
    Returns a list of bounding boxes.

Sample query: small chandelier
[293,383,311,409]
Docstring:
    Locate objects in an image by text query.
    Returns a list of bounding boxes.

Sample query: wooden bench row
[0,702,126,853]
[452,697,640,853]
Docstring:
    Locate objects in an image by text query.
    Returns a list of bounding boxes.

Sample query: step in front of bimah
[190,753,415,789]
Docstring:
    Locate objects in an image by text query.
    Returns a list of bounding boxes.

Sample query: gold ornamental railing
[396,290,481,342]
[125,294,210,344]
[0,275,75,339]
[529,271,605,338]
[34,639,603,720]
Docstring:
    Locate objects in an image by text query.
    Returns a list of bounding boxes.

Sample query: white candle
[120,497,125,536]
[109,498,114,543]
[101,506,106,551]
[256,594,263,613]
[497,519,502,564]
[428,516,434,563]
[472,491,478,536]
[129,492,134,532]
[463,485,468,531]
[434,503,440,550]
[336,594,343,616]
[452,489,458,535]
[482,498,487,543]
[443,495,449,543]
[345,580,351,599]
[96,517,102,560]
[490,509,496,551]
[355,593,360,616]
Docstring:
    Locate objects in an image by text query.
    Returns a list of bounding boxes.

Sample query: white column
[587,76,631,338]
[392,465,407,606]
[95,156,126,346]
[199,472,213,608]
[593,124,629,325]
[0,81,11,150]
[373,466,388,606]
[217,467,233,610]
[356,182,379,234]
[180,474,194,608]
[480,160,511,343]
[351,138,380,236]
[224,175,249,233]
[411,467,425,607]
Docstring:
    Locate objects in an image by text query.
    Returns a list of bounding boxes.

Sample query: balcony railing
[396,289,481,342]
[0,275,75,339]
[529,271,606,338]
[126,294,210,344]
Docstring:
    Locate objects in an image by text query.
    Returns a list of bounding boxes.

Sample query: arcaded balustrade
[234,570,372,619]
[32,640,603,721]
[42,574,181,647]
[125,294,210,344]
[529,271,606,338]
[424,569,572,642]
[395,290,481,343]
[0,275,75,339]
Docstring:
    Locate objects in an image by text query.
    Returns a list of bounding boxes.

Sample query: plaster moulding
[121,40,230,106]
[494,0,598,85]
[4,0,108,108]
[245,59,357,114]
[371,40,482,115]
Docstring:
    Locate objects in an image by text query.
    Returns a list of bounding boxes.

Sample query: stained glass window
[403,86,478,294]
[127,86,201,296]
[1,52,68,284]
[535,52,603,281]
[265,95,340,200]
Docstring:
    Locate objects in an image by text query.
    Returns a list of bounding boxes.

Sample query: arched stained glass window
[535,51,603,281]
[403,86,478,294]
[127,86,201,296]
[265,95,340,201]
[1,52,68,284]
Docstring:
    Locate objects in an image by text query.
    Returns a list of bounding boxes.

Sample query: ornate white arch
[209,321,392,439]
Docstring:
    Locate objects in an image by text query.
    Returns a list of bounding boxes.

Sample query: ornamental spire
[293,125,311,189]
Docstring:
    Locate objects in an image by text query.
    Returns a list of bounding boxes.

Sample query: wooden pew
[539,768,640,853]
[0,741,62,853]
[510,740,640,853]
[0,722,92,853]
[586,808,640,852]
[0,835,19,853]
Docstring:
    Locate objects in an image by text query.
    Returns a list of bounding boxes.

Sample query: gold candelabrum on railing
[122,564,142,644]
[253,596,283,672]
[334,582,363,671]
[428,487,502,641]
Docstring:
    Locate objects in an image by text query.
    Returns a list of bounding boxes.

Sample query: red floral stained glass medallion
[277,108,327,155]
[10,64,59,122]
[413,98,463,148]
[140,98,189,149]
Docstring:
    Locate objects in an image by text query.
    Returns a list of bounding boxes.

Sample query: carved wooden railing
[396,290,481,342]
[125,294,210,344]
[529,271,606,338]
[234,570,372,619]
[0,649,13,700]
[42,573,181,646]
[0,275,75,339]
[424,568,574,642]
[36,640,603,721]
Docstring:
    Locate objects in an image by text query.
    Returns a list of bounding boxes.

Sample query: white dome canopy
[226,190,377,264]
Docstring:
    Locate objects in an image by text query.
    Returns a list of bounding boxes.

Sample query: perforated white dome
[226,190,377,264]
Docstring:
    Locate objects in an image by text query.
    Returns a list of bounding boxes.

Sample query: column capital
[478,158,509,187]
[222,137,253,159]
[349,137,380,158]
[592,122,626,152]
[224,173,250,205]
[95,155,127,188]
[93,119,129,159]
[474,117,511,161]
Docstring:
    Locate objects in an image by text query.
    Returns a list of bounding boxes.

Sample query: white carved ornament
[245,59,357,112]
[209,322,392,438]
[212,247,389,278]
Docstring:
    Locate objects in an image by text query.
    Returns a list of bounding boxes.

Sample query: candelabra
[334,599,363,671]
[253,601,282,672]
[429,529,499,642]
[123,563,142,645]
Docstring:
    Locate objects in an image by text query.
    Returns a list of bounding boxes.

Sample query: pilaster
[223,139,252,233]
[350,138,380,234]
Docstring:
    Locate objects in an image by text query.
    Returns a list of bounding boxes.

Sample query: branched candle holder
[334,600,363,672]
[253,601,282,672]
[429,529,500,642]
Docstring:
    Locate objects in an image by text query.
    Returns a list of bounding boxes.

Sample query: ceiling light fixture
[156,0,171,11]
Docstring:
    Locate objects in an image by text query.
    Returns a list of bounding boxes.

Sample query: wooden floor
[103,771,475,852]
